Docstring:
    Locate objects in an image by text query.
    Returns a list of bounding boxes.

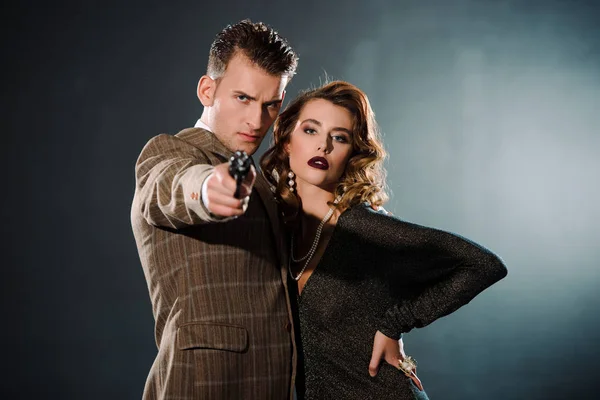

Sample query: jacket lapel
[178,127,286,264]
[176,128,234,161]
[253,172,286,265]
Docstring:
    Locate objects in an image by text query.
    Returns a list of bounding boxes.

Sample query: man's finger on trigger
[238,182,255,198]
[222,173,239,194]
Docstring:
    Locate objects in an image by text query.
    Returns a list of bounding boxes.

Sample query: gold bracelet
[397,356,417,375]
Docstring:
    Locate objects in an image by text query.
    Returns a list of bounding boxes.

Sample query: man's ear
[197,75,216,106]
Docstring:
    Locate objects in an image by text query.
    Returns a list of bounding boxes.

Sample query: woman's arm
[359,207,508,339]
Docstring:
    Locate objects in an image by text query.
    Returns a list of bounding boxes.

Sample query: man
[131,20,298,399]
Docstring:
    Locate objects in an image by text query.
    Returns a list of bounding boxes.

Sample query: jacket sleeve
[369,209,508,340]
[132,134,234,229]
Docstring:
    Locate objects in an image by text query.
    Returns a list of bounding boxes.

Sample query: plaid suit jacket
[131,128,297,399]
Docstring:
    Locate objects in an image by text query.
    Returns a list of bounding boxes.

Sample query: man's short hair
[208,19,298,80]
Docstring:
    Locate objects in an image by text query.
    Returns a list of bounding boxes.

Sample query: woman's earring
[288,171,296,192]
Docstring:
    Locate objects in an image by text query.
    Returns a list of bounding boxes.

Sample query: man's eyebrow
[232,91,283,105]
[265,98,283,106]
[233,91,256,101]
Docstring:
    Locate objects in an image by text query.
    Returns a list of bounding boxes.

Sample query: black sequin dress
[291,204,507,399]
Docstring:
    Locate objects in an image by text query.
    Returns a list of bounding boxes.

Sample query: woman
[260,81,507,399]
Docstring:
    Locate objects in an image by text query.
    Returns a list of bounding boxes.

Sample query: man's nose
[246,104,263,131]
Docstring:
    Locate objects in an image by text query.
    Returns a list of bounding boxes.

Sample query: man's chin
[234,139,261,155]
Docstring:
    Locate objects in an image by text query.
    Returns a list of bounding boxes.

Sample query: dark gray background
[3,0,599,398]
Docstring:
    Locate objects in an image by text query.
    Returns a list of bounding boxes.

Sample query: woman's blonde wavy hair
[260,80,388,226]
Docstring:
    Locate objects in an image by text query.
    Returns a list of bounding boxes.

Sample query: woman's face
[286,98,354,192]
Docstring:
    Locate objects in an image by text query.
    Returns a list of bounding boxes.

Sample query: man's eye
[237,95,248,101]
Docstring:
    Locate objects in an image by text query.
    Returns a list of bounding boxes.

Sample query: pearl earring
[288,171,296,192]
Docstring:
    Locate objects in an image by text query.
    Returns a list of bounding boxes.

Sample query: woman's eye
[333,135,348,143]
[304,128,316,134]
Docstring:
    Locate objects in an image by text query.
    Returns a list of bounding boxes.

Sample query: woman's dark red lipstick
[308,156,329,170]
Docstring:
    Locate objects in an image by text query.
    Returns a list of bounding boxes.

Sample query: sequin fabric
[293,204,507,399]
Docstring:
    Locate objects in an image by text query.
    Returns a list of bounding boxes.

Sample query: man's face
[199,53,288,155]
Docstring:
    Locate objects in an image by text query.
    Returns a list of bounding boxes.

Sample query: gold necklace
[289,198,340,281]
